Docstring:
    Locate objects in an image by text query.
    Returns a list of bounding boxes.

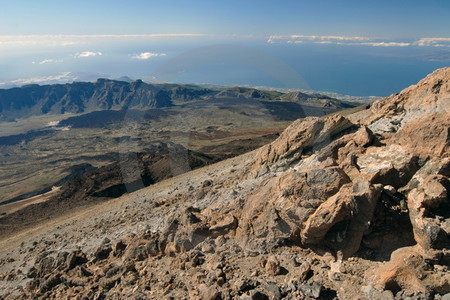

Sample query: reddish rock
[301,181,382,258]
[365,247,428,294]
[251,115,354,176]
[265,255,281,276]
[407,175,449,250]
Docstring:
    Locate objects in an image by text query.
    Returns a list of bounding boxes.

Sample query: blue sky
[2,0,450,37]
[0,1,449,96]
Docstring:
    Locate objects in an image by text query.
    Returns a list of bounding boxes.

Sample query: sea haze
[0,36,449,96]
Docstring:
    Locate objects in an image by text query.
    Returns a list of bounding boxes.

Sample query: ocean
[0,37,449,97]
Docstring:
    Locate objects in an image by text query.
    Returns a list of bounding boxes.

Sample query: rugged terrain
[1,68,449,299]
[0,81,355,206]
[0,80,353,121]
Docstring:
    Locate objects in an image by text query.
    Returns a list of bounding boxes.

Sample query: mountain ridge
[0,79,355,122]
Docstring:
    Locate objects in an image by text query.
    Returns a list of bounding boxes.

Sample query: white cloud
[413,38,450,47]
[296,35,370,41]
[131,52,167,60]
[0,72,78,87]
[0,34,209,40]
[0,35,81,48]
[349,42,411,47]
[0,34,211,49]
[314,41,334,45]
[34,59,64,65]
[268,35,371,44]
[268,35,419,48]
[37,34,207,39]
[74,51,102,58]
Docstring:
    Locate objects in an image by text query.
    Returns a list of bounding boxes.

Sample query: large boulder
[393,112,450,158]
[301,181,382,258]
[236,166,351,245]
[407,174,450,250]
[365,246,450,295]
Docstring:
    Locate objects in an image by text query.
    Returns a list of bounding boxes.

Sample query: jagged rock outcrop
[233,67,450,295]
[251,114,354,175]
[350,68,450,132]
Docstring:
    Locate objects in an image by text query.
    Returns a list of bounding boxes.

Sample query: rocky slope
[0,68,449,299]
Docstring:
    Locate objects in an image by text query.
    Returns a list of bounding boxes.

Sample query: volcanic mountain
[0,68,449,299]
[0,80,354,122]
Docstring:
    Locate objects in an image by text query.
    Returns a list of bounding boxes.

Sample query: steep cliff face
[1,68,449,299]
[0,79,174,120]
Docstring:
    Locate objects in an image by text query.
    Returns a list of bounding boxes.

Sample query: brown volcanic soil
[1,68,450,299]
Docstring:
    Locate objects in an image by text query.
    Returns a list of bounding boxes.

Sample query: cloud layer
[413,38,450,47]
[0,72,78,87]
[131,52,167,60]
[268,35,450,48]
[0,34,210,48]
[1,34,449,50]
